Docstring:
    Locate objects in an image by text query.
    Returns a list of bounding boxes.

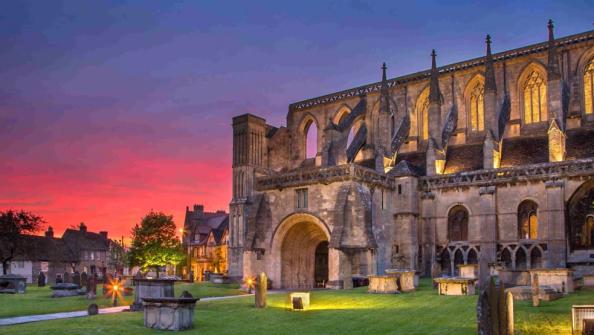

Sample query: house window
[296,188,308,209]
[523,71,547,124]
[584,59,594,115]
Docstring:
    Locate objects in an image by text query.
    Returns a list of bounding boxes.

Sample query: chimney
[193,205,204,215]
[99,231,108,239]
[79,222,87,233]
[45,227,54,238]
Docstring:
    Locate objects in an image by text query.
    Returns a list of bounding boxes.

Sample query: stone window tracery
[518,200,538,240]
[416,88,430,140]
[584,59,594,115]
[522,71,547,124]
[469,81,485,132]
[448,205,469,241]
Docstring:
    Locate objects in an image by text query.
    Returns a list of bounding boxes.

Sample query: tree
[0,210,45,275]
[128,211,184,278]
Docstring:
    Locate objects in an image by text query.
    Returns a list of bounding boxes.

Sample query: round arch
[269,213,332,289]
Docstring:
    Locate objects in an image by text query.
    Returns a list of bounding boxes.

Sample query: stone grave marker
[531,273,540,307]
[38,272,46,287]
[73,271,81,287]
[80,272,88,288]
[255,272,267,308]
[55,274,63,284]
[87,274,97,299]
[63,272,71,284]
[87,303,99,315]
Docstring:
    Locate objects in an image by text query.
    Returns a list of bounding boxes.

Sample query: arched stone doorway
[567,180,594,250]
[270,213,332,289]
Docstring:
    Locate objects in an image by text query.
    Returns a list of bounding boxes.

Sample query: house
[182,205,229,281]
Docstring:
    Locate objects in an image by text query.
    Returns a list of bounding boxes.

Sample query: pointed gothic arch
[518,200,539,240]
[448,205,469,241]
[415,86,430,141]
[517,63,548,125]
[298,114,320,160]
[464,74,485,132]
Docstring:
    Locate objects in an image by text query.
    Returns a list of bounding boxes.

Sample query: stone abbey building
[229,22,594,289]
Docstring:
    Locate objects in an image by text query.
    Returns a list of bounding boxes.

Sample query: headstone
[180,290,193,298]
[56,274,63,284]
[531,273,540,307]
[87,274,97,299]
[476,289,491,335]
[72,271,81,287]
[38,272,46,287]
[87,303,99,315]
[506,291,514,335]
[292,297,304,310]
[81,272,88,288]
[255,272,267,308]
[63,272,71,284]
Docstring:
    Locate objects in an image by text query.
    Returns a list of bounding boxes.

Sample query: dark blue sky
[1,0,592,236]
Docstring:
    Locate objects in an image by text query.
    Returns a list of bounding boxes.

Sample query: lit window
[416,88,430,140]
[295,188,308,209]
[518,200,538,239]
[584,59,594,115]
[523,71,547,124]
[469,82,485,131]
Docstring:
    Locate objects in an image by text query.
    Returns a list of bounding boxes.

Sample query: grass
[0,282,244,318]
[0,279,591,334]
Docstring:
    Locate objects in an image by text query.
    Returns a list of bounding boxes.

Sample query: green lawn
[0,280,592,334]
[0,282,244,318]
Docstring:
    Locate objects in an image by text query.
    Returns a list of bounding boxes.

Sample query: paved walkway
[0,293,255,326]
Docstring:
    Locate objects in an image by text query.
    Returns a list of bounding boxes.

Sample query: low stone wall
[368,275,398,294]
[143,297,199,331]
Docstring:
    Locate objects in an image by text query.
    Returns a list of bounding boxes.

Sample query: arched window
[523,71,547,124]
[467,249,478,264]
[518,200,538,240]
[584,59,594,115]
[469,81,485,132]
[448,205,469,241]
[530,247,543,269]
[516,248,527,270]
[304,119,318,159]
[500,248,512,268]
[416,88,430,140]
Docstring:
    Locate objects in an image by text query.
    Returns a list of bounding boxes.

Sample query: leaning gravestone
[38,272,46,287]
[80,272,88,289]
[255,272,267,308]
[87,303,99,315]
[73,271,81,287]
[63,272,71,284]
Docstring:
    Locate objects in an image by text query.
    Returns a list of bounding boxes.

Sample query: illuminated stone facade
[229,23,594,289]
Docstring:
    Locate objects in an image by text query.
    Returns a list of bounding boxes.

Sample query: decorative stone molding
[545,180,565,188]
[255,164,394,191]
[422,158,594,190]
[479,186,497,195]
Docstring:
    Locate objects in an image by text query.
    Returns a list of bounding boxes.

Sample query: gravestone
[531,273,540,307]
[87,274,97,299]
[476,276,514,335]
[55,274,63,284]
[73,271,81,287]
[63,272,71,284]
[255,272,267,308]
[87,303,99,315]
[38,272,46,287]
[81,272,88,289]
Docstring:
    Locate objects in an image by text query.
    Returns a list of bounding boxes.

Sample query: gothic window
[448,205,469,241]
[523,71,547,124]
[303,119,318,159]
[518,200,538,240]
[416,88,430,140]
[584,59,594,115]
[469,81,485,132]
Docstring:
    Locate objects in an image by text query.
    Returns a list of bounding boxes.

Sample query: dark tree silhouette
[0,210,45,275]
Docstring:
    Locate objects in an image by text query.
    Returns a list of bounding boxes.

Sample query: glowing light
[107,278,126,307]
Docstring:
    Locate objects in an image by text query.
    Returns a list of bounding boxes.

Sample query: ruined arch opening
[280,221,329,289]
[568,180,594,251]
[304,119,318,159]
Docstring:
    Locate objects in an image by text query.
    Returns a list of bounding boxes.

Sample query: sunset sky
[1,1,592,239]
